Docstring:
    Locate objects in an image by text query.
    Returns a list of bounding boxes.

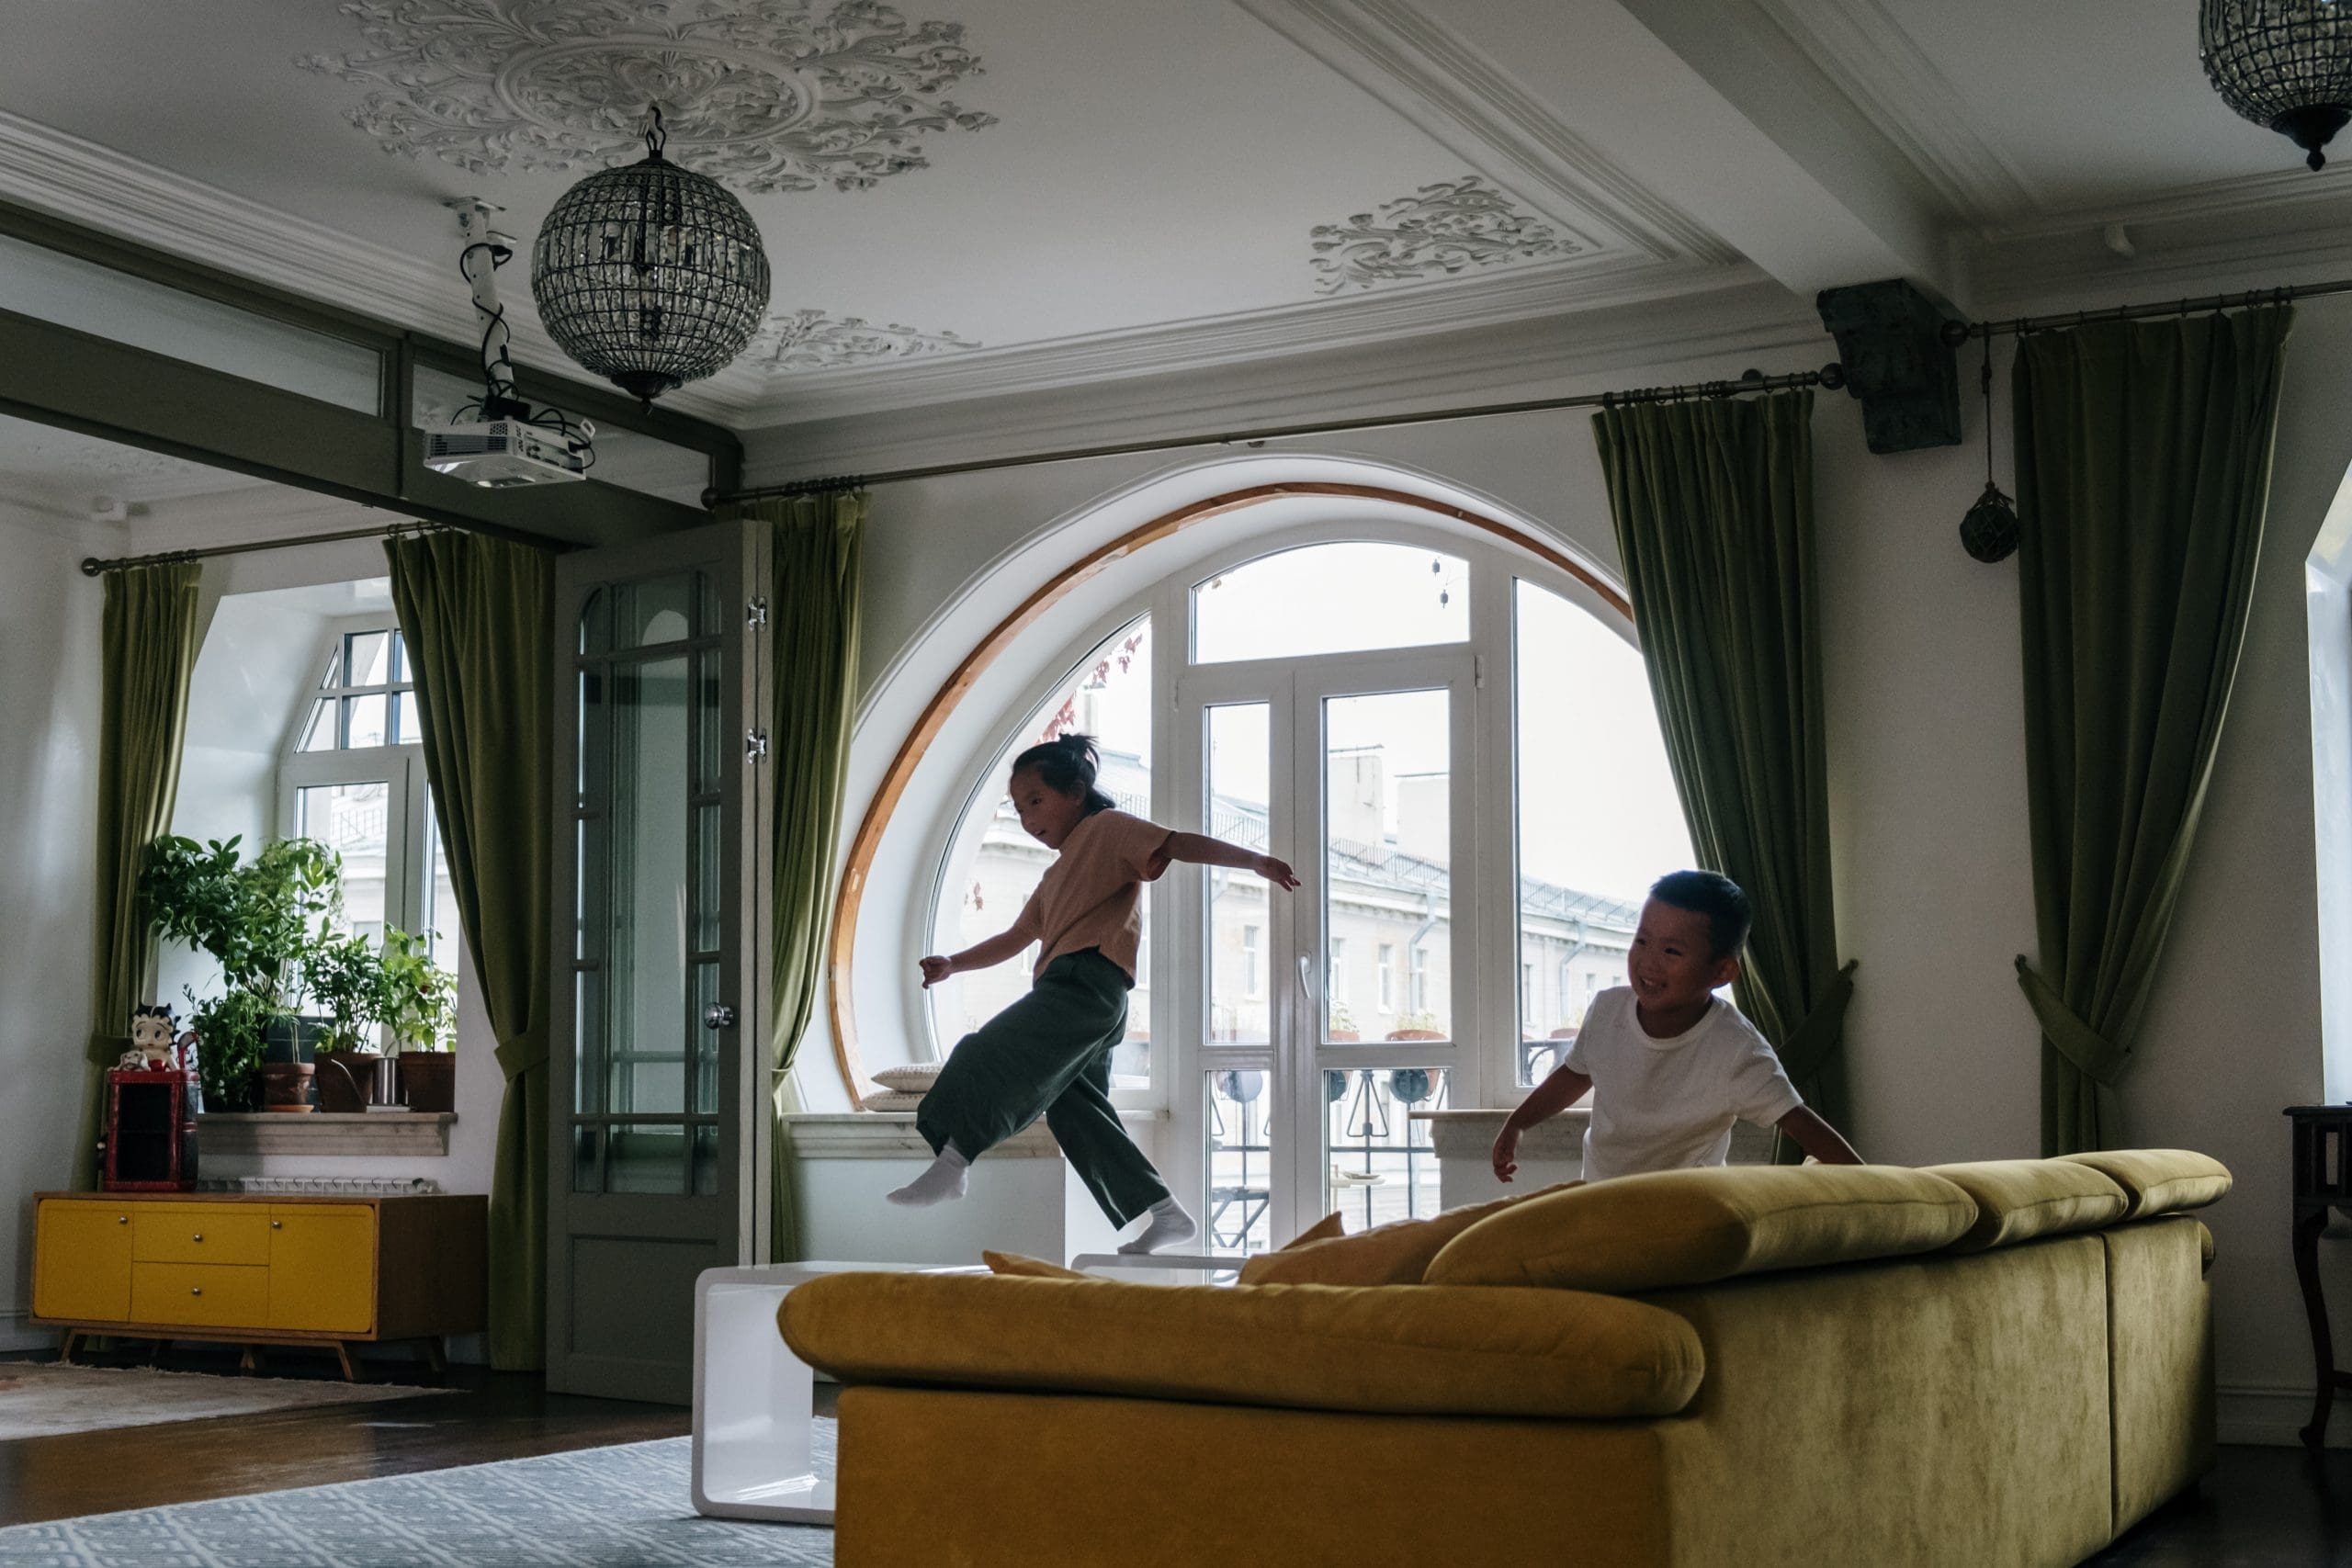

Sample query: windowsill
[197,1111,456,1156]
[786,1109,1166,1161]
[1409,1107,1589,1161]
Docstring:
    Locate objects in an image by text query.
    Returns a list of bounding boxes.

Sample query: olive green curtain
[718,492,866,1260]
[1592,391,1854,1152]
[2013,308,2290,1154]
[385,530,555,1370]
[82,562,205,1187]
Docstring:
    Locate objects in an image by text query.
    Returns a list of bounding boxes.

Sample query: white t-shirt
[1562,987,1804,1183]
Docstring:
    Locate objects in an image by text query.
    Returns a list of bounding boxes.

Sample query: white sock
[1117,1197,1197,1255]
[887,1145,970,1208]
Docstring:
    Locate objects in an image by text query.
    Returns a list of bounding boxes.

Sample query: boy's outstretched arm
[920,929,1033,987]
[1160,830,1300,889]
[1777,1105,1863,1165]
[1491,1061,1593,1182]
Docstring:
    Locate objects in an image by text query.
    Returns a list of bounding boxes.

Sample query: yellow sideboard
[30,1192,485,1377]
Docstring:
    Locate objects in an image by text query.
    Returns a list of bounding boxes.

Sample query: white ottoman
[691,1259,970,1525]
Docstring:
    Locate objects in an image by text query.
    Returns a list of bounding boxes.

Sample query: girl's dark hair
[1011,732,1117,816]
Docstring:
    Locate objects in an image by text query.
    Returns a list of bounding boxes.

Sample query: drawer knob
[270,1220,282,1229]
[190,1287,202,1297]
[191,1234,203,1243]
[116,1215,127,1224]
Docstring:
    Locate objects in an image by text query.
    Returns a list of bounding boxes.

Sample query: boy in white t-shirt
[1491,870,1860,1184]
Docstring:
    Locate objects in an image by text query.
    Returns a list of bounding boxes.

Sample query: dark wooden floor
[3,1342,2346,1562]
[0,1342,693,1529]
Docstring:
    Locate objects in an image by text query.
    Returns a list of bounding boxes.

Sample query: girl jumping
[891,732,1299,1254]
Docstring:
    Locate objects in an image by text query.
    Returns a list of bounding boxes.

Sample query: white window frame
[1378,943,1396,1012]
[1242,923,1262,999]
[277,617,443,1000]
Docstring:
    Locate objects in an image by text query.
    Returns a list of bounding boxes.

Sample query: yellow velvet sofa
[781,1150,2229,1568]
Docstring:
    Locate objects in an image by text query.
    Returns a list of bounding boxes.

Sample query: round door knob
[703,1004,737,1029]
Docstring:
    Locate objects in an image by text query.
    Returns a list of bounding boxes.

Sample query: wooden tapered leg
[55,1330,78,1364]
[334,1343,361,1382]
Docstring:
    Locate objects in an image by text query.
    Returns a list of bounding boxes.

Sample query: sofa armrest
[779,1272,1702,1421]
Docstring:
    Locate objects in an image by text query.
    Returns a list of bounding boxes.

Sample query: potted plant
[1328,1002,1361,1043]
[307,930,390,1112]
[1385,1009,1445,1043]
[141,835,344,1113]
[381,928,458,1112]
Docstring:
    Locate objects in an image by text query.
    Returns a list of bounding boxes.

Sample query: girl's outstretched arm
[920,929,1034,987]
[1159,831,1300,889]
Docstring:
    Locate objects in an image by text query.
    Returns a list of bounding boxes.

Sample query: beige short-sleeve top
[1011,809,1174,981]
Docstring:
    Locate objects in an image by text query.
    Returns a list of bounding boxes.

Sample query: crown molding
[0,108,756,422]
[1747,0,2035,226]
[1237,0,1731,265]
[737,277,1825,485]
[735,251,1756,424]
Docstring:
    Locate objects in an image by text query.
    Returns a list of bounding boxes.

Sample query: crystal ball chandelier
[531,108,771,406]
[2200,0,2352,170]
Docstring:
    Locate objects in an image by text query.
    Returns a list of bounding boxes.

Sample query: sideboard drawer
[133,1206,269,1266]
[130,1262,269,1329]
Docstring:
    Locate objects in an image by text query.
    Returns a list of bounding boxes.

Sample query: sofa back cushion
[1238,1184,1577,1287]
[2055,1149,2232,1220]
[1424,1164,1977,1293]
[1921,1159,2131,1253]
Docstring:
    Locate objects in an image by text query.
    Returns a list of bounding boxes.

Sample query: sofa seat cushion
[2055,1149,2232,1220]
[1238,1184,1577,1287]
[1425,1164,1978,1293]
[780,1271,1704,1420]
[1922,1159,2131,1253]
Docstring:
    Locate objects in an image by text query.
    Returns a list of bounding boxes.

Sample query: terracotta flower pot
[316,1050,381,1113]
[399,1052,456,1113]
[259,1060,316,1113]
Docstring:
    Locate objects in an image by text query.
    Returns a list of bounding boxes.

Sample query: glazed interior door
[1179,650,1474,1254]
[547,519,769,1403]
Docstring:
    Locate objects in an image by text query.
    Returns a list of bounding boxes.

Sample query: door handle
[703,1004,737,1029]
[1296,954,1318,1000]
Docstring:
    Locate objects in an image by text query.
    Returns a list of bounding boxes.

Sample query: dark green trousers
[917,948,1170,1227]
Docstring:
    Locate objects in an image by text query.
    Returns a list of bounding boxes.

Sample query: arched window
[919,520,1688,1250]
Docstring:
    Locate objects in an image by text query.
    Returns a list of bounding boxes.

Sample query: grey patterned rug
[0,1427,833,1566]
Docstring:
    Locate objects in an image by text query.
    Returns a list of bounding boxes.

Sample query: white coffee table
[691,1259,970,1525]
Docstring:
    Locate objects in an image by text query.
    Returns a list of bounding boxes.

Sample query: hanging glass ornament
[1959,330,2019,564]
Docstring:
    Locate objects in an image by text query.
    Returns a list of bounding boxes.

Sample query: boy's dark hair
[1649,869,1751,961]
[1011,732,1116,817]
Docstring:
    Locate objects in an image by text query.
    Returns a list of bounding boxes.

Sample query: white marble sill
[197,1111,457,1156]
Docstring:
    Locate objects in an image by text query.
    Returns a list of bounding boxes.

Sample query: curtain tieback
[493,1029,549,1083]
[2014,957,2129,1086]
[1773,959,1858,1085]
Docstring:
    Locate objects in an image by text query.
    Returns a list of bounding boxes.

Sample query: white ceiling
[0,0,2342,433]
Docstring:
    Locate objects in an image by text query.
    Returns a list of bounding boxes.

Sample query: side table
[690,1260,975,1525]
[2289,1106,2352,1447]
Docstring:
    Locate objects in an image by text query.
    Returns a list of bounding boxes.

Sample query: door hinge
[1475,654,1487,689]
[745,728,770,764]
[746,596,770,630]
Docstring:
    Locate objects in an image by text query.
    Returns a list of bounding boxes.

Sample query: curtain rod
[79,519,465,576]
[1943,278,2351,342]
[700,363,1847,506]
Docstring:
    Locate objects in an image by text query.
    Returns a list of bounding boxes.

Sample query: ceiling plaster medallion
[1310,176,1580,294]
[299,0,996,194]
[753,308,978,371]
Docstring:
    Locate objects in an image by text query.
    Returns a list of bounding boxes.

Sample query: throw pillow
[1238,1184,1577,1287]
[871,1064,944,1093]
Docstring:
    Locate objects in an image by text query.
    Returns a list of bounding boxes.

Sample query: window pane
[345,694,387,749]
[298,700,335,752]
[1193,542,1468,664]
[424,792,460,971]
[1326,1066,1447,1232]
[1205,1070,1273,1256]
[1512,581,1694,1085]
[613,574,696,649]
[605,1123,688,1195]
[1324,688,1451,1042]
[389,629,406,684]
[930,617,1153,1087]
[345,630,390,687]
[1206,703,1270,1043]
[295,782,390,943]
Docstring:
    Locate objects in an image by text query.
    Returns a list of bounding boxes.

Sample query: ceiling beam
[1397,0,1960,305]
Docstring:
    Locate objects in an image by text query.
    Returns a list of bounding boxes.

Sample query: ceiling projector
[423,419,592,488]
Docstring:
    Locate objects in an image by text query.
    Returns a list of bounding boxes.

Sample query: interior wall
[768,301,2352,1441]
[0,508,103,1349]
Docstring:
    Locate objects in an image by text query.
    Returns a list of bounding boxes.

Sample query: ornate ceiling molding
[753,309,978,372]
[1311,175,1578,293]
[298,0,995,194]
